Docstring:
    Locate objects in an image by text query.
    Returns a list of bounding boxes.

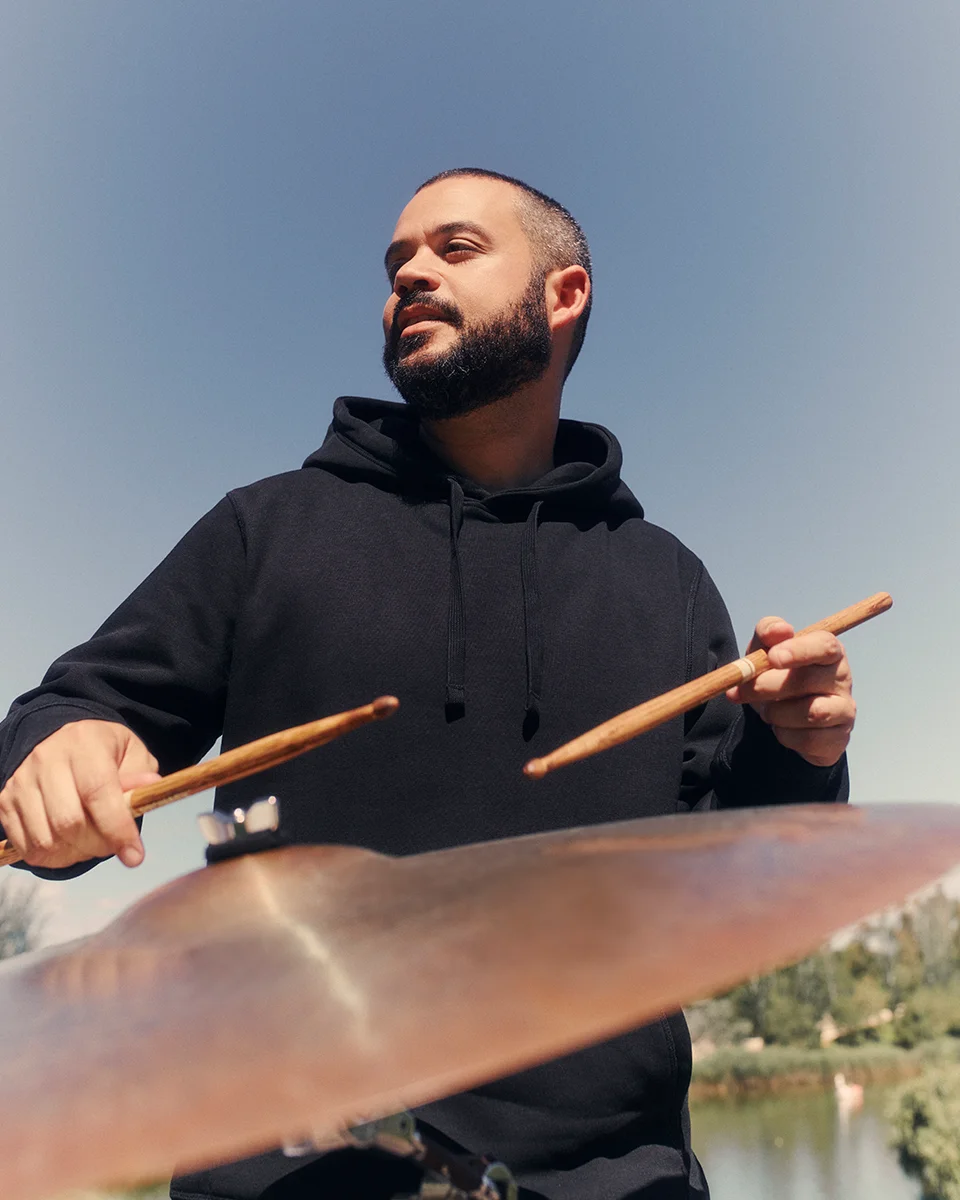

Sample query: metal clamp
[198,795,283,863]
[280,1111,517,1200]
[346,1110,424,1160]
[348,1113,517,1200]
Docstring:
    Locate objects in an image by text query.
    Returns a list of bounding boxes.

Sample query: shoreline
[689,1039,959,1101]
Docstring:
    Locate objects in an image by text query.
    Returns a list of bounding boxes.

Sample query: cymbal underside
[2,802,960,1199]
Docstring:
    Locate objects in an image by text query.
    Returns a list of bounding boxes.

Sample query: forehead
[390,176,527,243]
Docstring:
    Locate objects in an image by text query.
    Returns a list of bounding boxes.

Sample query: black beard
[383,278,552,419]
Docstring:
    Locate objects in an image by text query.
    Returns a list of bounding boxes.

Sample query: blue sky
[1,1,958,941]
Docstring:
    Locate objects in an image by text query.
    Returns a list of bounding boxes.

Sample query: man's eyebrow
[383,221,492,271]
[433,220,491,241]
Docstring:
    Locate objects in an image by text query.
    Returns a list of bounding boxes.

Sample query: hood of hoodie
[301,397,644,723]
[302,396,643,520]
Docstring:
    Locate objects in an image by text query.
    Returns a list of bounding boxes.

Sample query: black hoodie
[0,397,847,1200]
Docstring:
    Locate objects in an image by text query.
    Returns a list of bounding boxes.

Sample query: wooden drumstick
[524,592,892,780]
[0,695,400,868]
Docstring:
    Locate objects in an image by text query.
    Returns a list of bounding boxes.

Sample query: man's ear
[545,265,590,333]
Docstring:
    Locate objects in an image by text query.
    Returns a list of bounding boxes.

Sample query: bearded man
[0,169,855,1200]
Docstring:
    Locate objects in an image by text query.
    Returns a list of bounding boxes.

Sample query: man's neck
[418,384,561,491]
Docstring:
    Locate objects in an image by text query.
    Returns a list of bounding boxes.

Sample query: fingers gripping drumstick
[524,592,892,780]
[0,696,399,868]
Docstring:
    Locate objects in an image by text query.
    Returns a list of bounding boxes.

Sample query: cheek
[464,272,532,323]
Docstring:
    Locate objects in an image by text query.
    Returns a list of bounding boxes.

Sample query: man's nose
[393,250,441,297]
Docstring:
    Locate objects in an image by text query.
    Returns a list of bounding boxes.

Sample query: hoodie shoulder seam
[683,558,706,684]
[225,491,249,555]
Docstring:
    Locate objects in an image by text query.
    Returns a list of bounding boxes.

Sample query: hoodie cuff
[1,700,131,789]
[719,704,850,808]
[1,701,134,881]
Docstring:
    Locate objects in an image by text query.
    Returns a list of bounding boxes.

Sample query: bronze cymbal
[2,802,960,1198]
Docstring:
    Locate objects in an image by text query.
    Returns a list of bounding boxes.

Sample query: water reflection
[691,1085,920,1200]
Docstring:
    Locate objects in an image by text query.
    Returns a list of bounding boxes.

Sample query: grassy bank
[690,1038,960,1100]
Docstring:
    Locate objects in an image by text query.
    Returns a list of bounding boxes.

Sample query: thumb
[116,730,160,777]
[727,616,795,702]
[745,615,795,654]
[119,770,163,792]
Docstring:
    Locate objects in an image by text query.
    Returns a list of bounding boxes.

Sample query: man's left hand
[726,617,855,767]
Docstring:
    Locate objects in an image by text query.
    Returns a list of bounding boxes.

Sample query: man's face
[382,176,553,418]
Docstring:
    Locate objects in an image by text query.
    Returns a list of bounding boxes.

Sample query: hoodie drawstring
[445,480,467,711]
[445,484,544,721]
[521,500,544,720]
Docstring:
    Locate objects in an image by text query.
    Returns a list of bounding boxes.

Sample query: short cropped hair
[417,168,592,376]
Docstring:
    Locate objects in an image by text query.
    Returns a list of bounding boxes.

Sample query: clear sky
[1,1,958,943]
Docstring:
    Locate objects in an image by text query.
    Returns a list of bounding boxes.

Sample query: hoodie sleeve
[0,496,247,874]
[678,561,849,812]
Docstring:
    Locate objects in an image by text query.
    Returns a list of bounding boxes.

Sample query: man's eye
[446,242,476,257]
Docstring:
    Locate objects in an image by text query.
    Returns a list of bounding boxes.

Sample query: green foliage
[840,937,887,982]
[891,913,927,1002]
[761,983,819,1049]
[693,1042,897,1083]
[726,958,830,1047]
[725,960,830,1049]
[692,1038,960,1099]
[685,996,751,1048]
[693,1041,916,1089]
[0,877,44,960]
[833,976,891,1044]
[894,988,960,1049]
[915,892,960,989]
[890,1067,960,1200]
[702,891,960,1055]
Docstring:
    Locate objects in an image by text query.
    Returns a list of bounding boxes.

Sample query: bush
[727,971,824,1049]
[685,997,751,1049]
[833,976,891,1039]
[894,988,960,1050]
[762,988,820,1049]
[0,877,44,960]
[693,1041,910,1090]
[890,1067,960,1200]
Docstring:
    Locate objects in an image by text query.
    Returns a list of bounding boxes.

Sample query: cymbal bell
[2,802,960,1199]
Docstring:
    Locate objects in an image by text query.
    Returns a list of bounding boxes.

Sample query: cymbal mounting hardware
[198,795,284,863]
[279,1113,517,1200]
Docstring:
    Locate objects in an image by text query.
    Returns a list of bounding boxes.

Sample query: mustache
[390,291,463,343]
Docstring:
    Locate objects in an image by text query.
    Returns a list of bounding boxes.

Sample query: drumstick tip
[372,695,400,718]
[524,758,548,779]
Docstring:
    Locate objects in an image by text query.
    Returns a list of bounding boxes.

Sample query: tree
[890,913,926,1003]
[728,969,822,1048]
[893,987,960,1050]
[914,890,960,988]
[838,935,887,984]
[891,1068,960,1200]
[0,876,45,960]
[684,996,751,1049]
[833,975,892,1045]
[719,899,960,1051]
[761,981,819,1048]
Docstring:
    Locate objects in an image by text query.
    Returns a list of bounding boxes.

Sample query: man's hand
[0,721,160,869]
[726,617,856,767]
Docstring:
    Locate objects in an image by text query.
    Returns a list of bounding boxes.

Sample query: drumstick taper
[0,695,399,868]
[524,592,892,780]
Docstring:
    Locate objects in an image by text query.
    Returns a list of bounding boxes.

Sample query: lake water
[691,1086,921,1200]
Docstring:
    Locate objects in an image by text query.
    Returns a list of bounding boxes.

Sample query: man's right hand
[0,721,160,869]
